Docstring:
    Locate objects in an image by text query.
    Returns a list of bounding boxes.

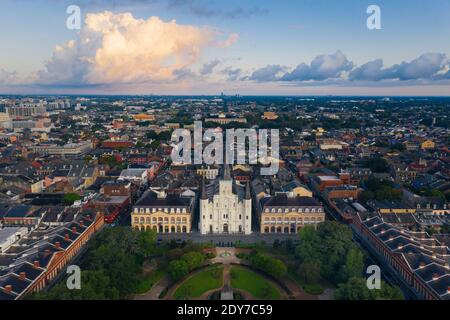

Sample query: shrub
[168,260,189,281]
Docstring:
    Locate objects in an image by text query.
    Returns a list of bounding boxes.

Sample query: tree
[167,248,184,261]
[297,261,321,284]
[181,251,205,271]
[359,190,374,202]
[333,277,374,300]
[295,221,360,285]
[364,157,389,173]
[248,253,287,277]
[137,230,157,257]
[266,258,287,277]
[338,248,364,283]
[32,270,119,300]
[150,140,160,150]
[333,277,403,300]
[316,222,356,282]
[169,260,189,281]
[64,193,81,205]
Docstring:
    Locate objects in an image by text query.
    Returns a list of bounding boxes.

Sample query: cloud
[280,51,353,81]
[200,60,220,75]
[221,67,244,81]
[250,65,286,82]
[348,59,389,81]
[173,67,196,79]
[350,53,448,81]
[33,11,231,86]
[390,53,447,80]
[217,33,239,48]
[0,69,19,84]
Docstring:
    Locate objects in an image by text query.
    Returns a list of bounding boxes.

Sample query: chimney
[79,220,84,226]
[419,261,426,269]
[19,272,26,280]
[447,287,450,294]
[44,249,51,256]
[4,285,12,294]
[72,226,77,234]
[64,233,70,241]
[33,260,40,268]
[432,273,439,281]
[55,242,61,249]
[397,243,403,249]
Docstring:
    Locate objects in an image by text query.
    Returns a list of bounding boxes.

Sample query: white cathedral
[199,166,252,235]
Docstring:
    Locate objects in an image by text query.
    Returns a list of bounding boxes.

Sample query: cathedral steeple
[223,165,231,180]
[245,181,251,200]
[201,177,208,200]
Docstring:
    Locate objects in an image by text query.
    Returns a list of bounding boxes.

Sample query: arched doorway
[223,223,229,234]
[290,224,296,233]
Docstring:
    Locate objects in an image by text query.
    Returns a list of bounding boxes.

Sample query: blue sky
[1,0,450,95]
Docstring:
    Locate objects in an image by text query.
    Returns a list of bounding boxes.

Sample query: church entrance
[223,223,229,233]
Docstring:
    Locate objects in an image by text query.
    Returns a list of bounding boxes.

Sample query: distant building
[318,139,343,150]
[196,165,219,180]
[118,168,148,185]
[421,140,435,150]
[205,117,247,125]
[262,112,278,120]
[133,114,155,122]
[30,141,92,156]
[0,227,28,254]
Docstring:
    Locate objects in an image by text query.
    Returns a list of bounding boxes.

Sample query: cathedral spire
[223,165,231,180]
[201,177,208,200]
[245,181,251,200]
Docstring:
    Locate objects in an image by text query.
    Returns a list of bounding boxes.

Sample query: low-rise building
[258,194,325,234]
[132,190,195,233]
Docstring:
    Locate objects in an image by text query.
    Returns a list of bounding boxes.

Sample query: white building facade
[199,166,252,235]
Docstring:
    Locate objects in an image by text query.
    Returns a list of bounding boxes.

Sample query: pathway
[134,275,171,300]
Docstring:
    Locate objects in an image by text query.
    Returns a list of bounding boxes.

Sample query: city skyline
[1,0,450,95]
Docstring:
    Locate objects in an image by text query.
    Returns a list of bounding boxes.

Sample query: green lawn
[230,266,280,299]
[135,269,165,294]
[173,266,223,299]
